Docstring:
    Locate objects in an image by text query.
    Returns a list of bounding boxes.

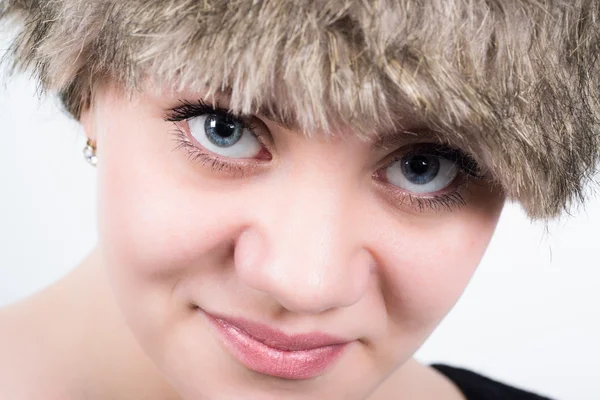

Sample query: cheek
[94,103,244,320]
[377,209,500,336]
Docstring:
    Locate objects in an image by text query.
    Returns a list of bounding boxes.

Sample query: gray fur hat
[1,0,599,218]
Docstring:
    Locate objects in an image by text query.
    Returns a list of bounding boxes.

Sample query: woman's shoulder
[0,294,79,399]
[431,364,555,400]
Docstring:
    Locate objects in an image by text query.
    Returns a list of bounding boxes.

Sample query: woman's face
[87,84,504,399]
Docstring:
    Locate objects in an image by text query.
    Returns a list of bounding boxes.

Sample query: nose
[234,171,374,314]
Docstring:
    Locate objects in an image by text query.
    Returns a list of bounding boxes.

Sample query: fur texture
[1,0,599,218]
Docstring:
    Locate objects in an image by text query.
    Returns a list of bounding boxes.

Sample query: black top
[431,364,554,400]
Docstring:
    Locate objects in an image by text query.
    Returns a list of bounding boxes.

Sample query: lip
[203,311,352,380]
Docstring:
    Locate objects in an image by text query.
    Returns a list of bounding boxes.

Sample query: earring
[83,138,97,167]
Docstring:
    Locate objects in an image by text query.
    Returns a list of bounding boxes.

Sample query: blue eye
[187,113,262,159]
[386,153,459,194]
[401,154,441,185]
[204,114,244,147]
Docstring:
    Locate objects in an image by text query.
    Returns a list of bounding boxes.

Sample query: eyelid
[372,130,422,151]
[382,143,484,180]
[165,99,252,127]
[165,99,273,148]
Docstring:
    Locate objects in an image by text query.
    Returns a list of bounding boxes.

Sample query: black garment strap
[431,364,554,400]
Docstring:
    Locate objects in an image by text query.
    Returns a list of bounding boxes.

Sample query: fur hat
[2,0,599,219]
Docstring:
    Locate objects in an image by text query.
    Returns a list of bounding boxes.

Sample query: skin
[0,83,504,400]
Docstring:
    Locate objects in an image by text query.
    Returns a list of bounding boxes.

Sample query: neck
[58,246,180,399]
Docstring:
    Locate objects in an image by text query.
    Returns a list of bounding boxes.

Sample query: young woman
[1,1,597,399]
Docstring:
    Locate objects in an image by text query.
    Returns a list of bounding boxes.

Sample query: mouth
[202,310,352,380]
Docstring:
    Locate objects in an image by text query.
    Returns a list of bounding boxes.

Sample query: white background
[1,30,599,400]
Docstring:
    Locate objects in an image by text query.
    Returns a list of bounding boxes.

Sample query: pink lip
[203,311,351,380]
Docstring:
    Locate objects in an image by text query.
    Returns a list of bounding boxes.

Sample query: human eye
[164,100,271,175]
[375,144,485,211]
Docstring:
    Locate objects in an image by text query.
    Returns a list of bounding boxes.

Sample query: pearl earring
[83,138,97,167]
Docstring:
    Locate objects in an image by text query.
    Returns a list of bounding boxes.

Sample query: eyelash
[165,99,266,176]
[379,146,484,212]
[164,100,484,213]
